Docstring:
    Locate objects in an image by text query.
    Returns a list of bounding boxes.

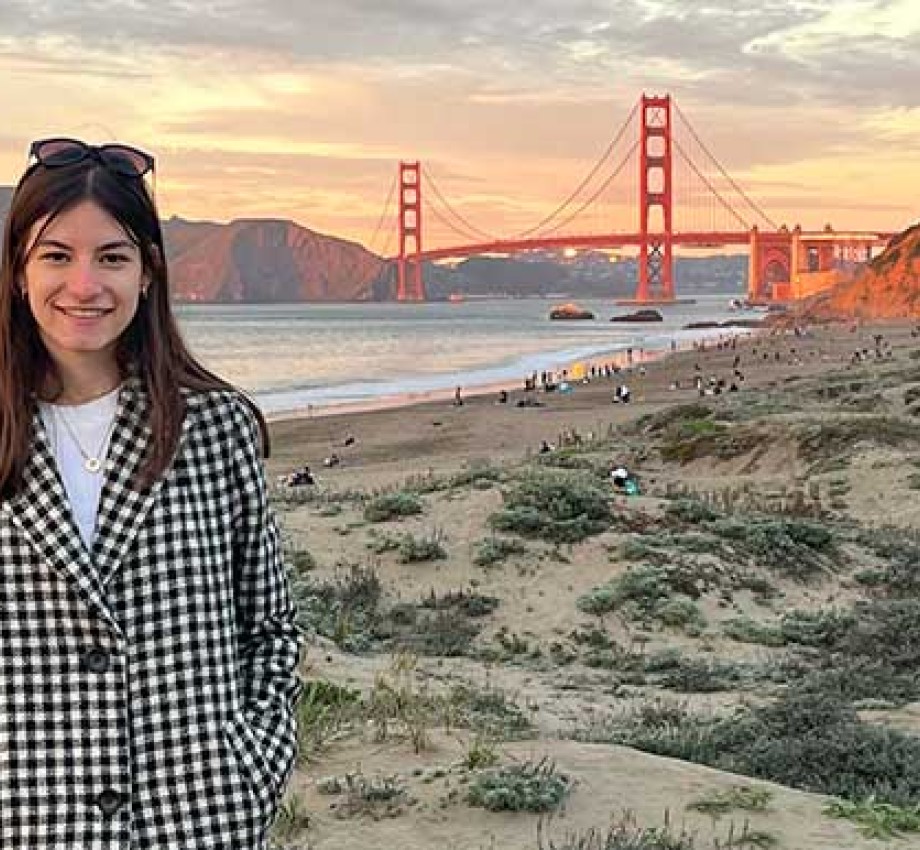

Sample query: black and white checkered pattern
[0,377,305,849]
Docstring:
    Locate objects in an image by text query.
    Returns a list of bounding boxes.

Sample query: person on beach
[0,138,303,849]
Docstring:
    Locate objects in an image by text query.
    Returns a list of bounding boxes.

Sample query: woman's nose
[66,259,103,299]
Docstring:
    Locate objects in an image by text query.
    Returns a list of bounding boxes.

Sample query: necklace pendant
[84,457,102,474]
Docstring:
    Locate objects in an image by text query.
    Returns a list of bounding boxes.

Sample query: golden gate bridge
[367,94,894,304]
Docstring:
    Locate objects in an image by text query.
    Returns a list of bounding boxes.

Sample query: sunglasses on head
[28,137,155,178]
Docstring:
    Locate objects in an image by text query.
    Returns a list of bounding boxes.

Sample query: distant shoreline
[263,321,761,424]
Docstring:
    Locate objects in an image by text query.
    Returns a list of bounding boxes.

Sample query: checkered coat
[0,377,304,849]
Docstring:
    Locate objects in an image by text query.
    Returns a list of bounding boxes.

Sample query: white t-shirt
[38,386,120,550]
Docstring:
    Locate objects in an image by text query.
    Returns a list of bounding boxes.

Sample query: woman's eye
[39,251,69,263]
[100,253,131,265]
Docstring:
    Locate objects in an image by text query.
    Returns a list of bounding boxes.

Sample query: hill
[162,217,386,302]
[794,223,920,320]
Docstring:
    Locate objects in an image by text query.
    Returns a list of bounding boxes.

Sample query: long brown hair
[0,154,270,498]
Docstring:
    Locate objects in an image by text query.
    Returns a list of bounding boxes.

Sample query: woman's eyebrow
[33,238,138,252]
[32,238,72,250]
[97,240,138,252]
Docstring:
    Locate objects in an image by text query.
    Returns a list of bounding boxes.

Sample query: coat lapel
[2,378,194,623]
[90,377,192,590]
[2,404,114,626]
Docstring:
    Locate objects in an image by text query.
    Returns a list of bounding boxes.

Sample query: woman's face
[21,199,145,382]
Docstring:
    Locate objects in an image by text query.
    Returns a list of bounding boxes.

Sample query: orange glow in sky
[1,2,917,254]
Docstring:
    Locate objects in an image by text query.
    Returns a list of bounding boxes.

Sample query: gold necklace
[52,404,117,474]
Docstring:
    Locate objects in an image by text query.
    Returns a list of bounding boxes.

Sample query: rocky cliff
[162,217,386,302]
[793,223,920,321]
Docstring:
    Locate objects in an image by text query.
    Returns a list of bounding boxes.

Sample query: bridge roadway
[398,229,894,263]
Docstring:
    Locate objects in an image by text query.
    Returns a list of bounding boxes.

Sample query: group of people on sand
[280,431,357,487]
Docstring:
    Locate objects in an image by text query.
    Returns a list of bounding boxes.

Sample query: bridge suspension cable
[421,165,500,242]
[538,140,639,237]
[673,102,778,230]
[507,98,640,239]
[672,137,750,231]
[423,195,494,243]
[368,170,398,257]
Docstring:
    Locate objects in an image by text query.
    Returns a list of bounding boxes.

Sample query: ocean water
[174,296,750,417]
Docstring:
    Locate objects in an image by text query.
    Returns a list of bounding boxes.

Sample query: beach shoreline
[262,321,762,425]
[262,317,878,488]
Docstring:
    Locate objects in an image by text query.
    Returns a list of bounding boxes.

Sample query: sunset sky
[1,1,918,253]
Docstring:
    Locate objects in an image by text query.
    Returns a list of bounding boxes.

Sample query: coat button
[95,788,125,815]
[83,647,111,673]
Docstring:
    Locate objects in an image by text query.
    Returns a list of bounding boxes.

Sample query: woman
[0,139,304,849]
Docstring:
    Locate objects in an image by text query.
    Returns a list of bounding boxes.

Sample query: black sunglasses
[29,137,155,178]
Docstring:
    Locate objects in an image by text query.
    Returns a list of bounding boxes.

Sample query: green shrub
[271,791,312,840]
[295,679,361,764]
[797,417,918,465]
[853,527,920,596]
[612,691,920,806]
[687,785,772,817]
[779,608,854,648]
[536,811,701,849]
[463,736,500,770]
[577,566,705,632]
[489,470,612,543]
[363,491,423,522]
[825,797,920,839]
[448,465,503,489]
[723,617,786,647]
[392,608,479,657]
[632,402,713,438]
[288,548,317,573]
[322,771,409,818]
[659,658,744,693]
[710,517,834,580]
[665,499,719,524]
[606,566,671,612]
[575,583,622,617]
[467,757,570,812]
[448,684,532,739]
[418,588,499,618]
[398,530,447,563]
[655,599,706,633]
[292,564,382,652]
[799,660,920,704]
[474,536,527,566]
[621,538,655,561]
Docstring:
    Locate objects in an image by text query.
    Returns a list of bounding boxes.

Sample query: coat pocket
[221,710,280,827]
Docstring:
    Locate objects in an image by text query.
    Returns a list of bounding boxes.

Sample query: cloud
[1,1,916,106]
[1,1,916,242]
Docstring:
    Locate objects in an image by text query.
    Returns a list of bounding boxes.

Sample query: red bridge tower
[397,161,425,301]
[637,94,674,301]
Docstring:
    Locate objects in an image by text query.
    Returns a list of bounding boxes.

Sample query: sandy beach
[265,320,877,489]
[266,318,920,850]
